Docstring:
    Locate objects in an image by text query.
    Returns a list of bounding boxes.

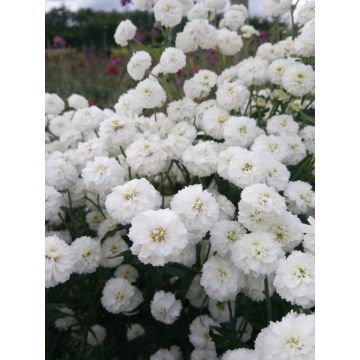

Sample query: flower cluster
[45,1,315,358]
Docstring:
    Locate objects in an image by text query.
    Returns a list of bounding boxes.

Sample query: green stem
[85,195,106,219]
[264,276,272,325]
[120,145,132,180]
[244,88,254,116]
[290,0,301,39]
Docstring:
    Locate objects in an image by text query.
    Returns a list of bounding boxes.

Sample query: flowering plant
[45,0,315,359]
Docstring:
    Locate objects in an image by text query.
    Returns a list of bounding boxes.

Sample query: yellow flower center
[111,119,125,130]
[242,162,253,172]
[151,227,167,242]
[294,265,308,279]
[123,188,137,201]
[217,268,228,280]
[285,336,303,352]
[193,198,204,213]
[227,230,237,242]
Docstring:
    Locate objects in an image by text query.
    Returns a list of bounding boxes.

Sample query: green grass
[45,48,134,108]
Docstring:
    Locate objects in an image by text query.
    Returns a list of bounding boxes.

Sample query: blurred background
[45,0,307,108]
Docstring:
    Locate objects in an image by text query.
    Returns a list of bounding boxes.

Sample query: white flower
[251,134,289,162]
[135,0,154,11]
[241,183,287,215]
[71,236,101,274]
[67,94,89,110]
[183,19,217,50]
[45,235,74,288]
[263,159,290,191]
[282,135,307,166]
[97,217,119,238]
[72,106,104,133]
[266,114,299,136]
[176,30,198,53]
[75,138,107,166]
[101,277,143,314]
[237,200,275,232]
[125,136,168,176]
[208,299,233,323]
[45,185,64,222]
[237,57,268,87]
[255,311,315,360]
[215,28,243,56]
[160,47,186,73]
[115,89,143,117]
[48,112,73,137]
[256,42,279,63]
[164,123,197,159]
[100,234,129,268]
[46,230,72,245]
[150,347,181,360]
[127,51,152,81]
[169,243,196,267]
[223,116,259,147]
[184,70,218,100]
[210,220,246,257]
[81,156,126,195]
[264,0,292,17]
[126,323,145,341]
[231,232,284,276]
[243,274,275,302]
[220,6,247,31]
[54,308,78,331]
[114,20,137,46]
[282,63,315,97]
[268,212,304,252]
[274,251,315,308]
[241,25,259,39]
[206,0,227,11]
[222,348,259,360]
[167,98,197,122]
[171,184,219,235]
[86,210,103,231]
[114,264,139,283]
[59,129,82,150]
[284,181,315,215]
[294,19,315,57]
[299,125,314,154]
[201,255,244,301]
[151,290,182,324]
[186,275,207,308]
[154,0,183,28]
[267,58,296,86]
[105,178,161,224]
[216,81,250,111]
[129,209,188,266]
[46,154,78,191]
[182,141,218,177]
[191,348,218,360]
[297,1,315,26]
[87,324,106,346]
[215,193,236,220]
[99,114,137,150]
[135,78,167,109]
[273,36,295,58]
[227,149,266,188]
[46,93,65,115]
[187,3,209,20]
[201,105,228,140]
[189,315,218,350]
[303,216,315,254]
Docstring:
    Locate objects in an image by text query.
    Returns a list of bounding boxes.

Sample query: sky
[45,0,277,17]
